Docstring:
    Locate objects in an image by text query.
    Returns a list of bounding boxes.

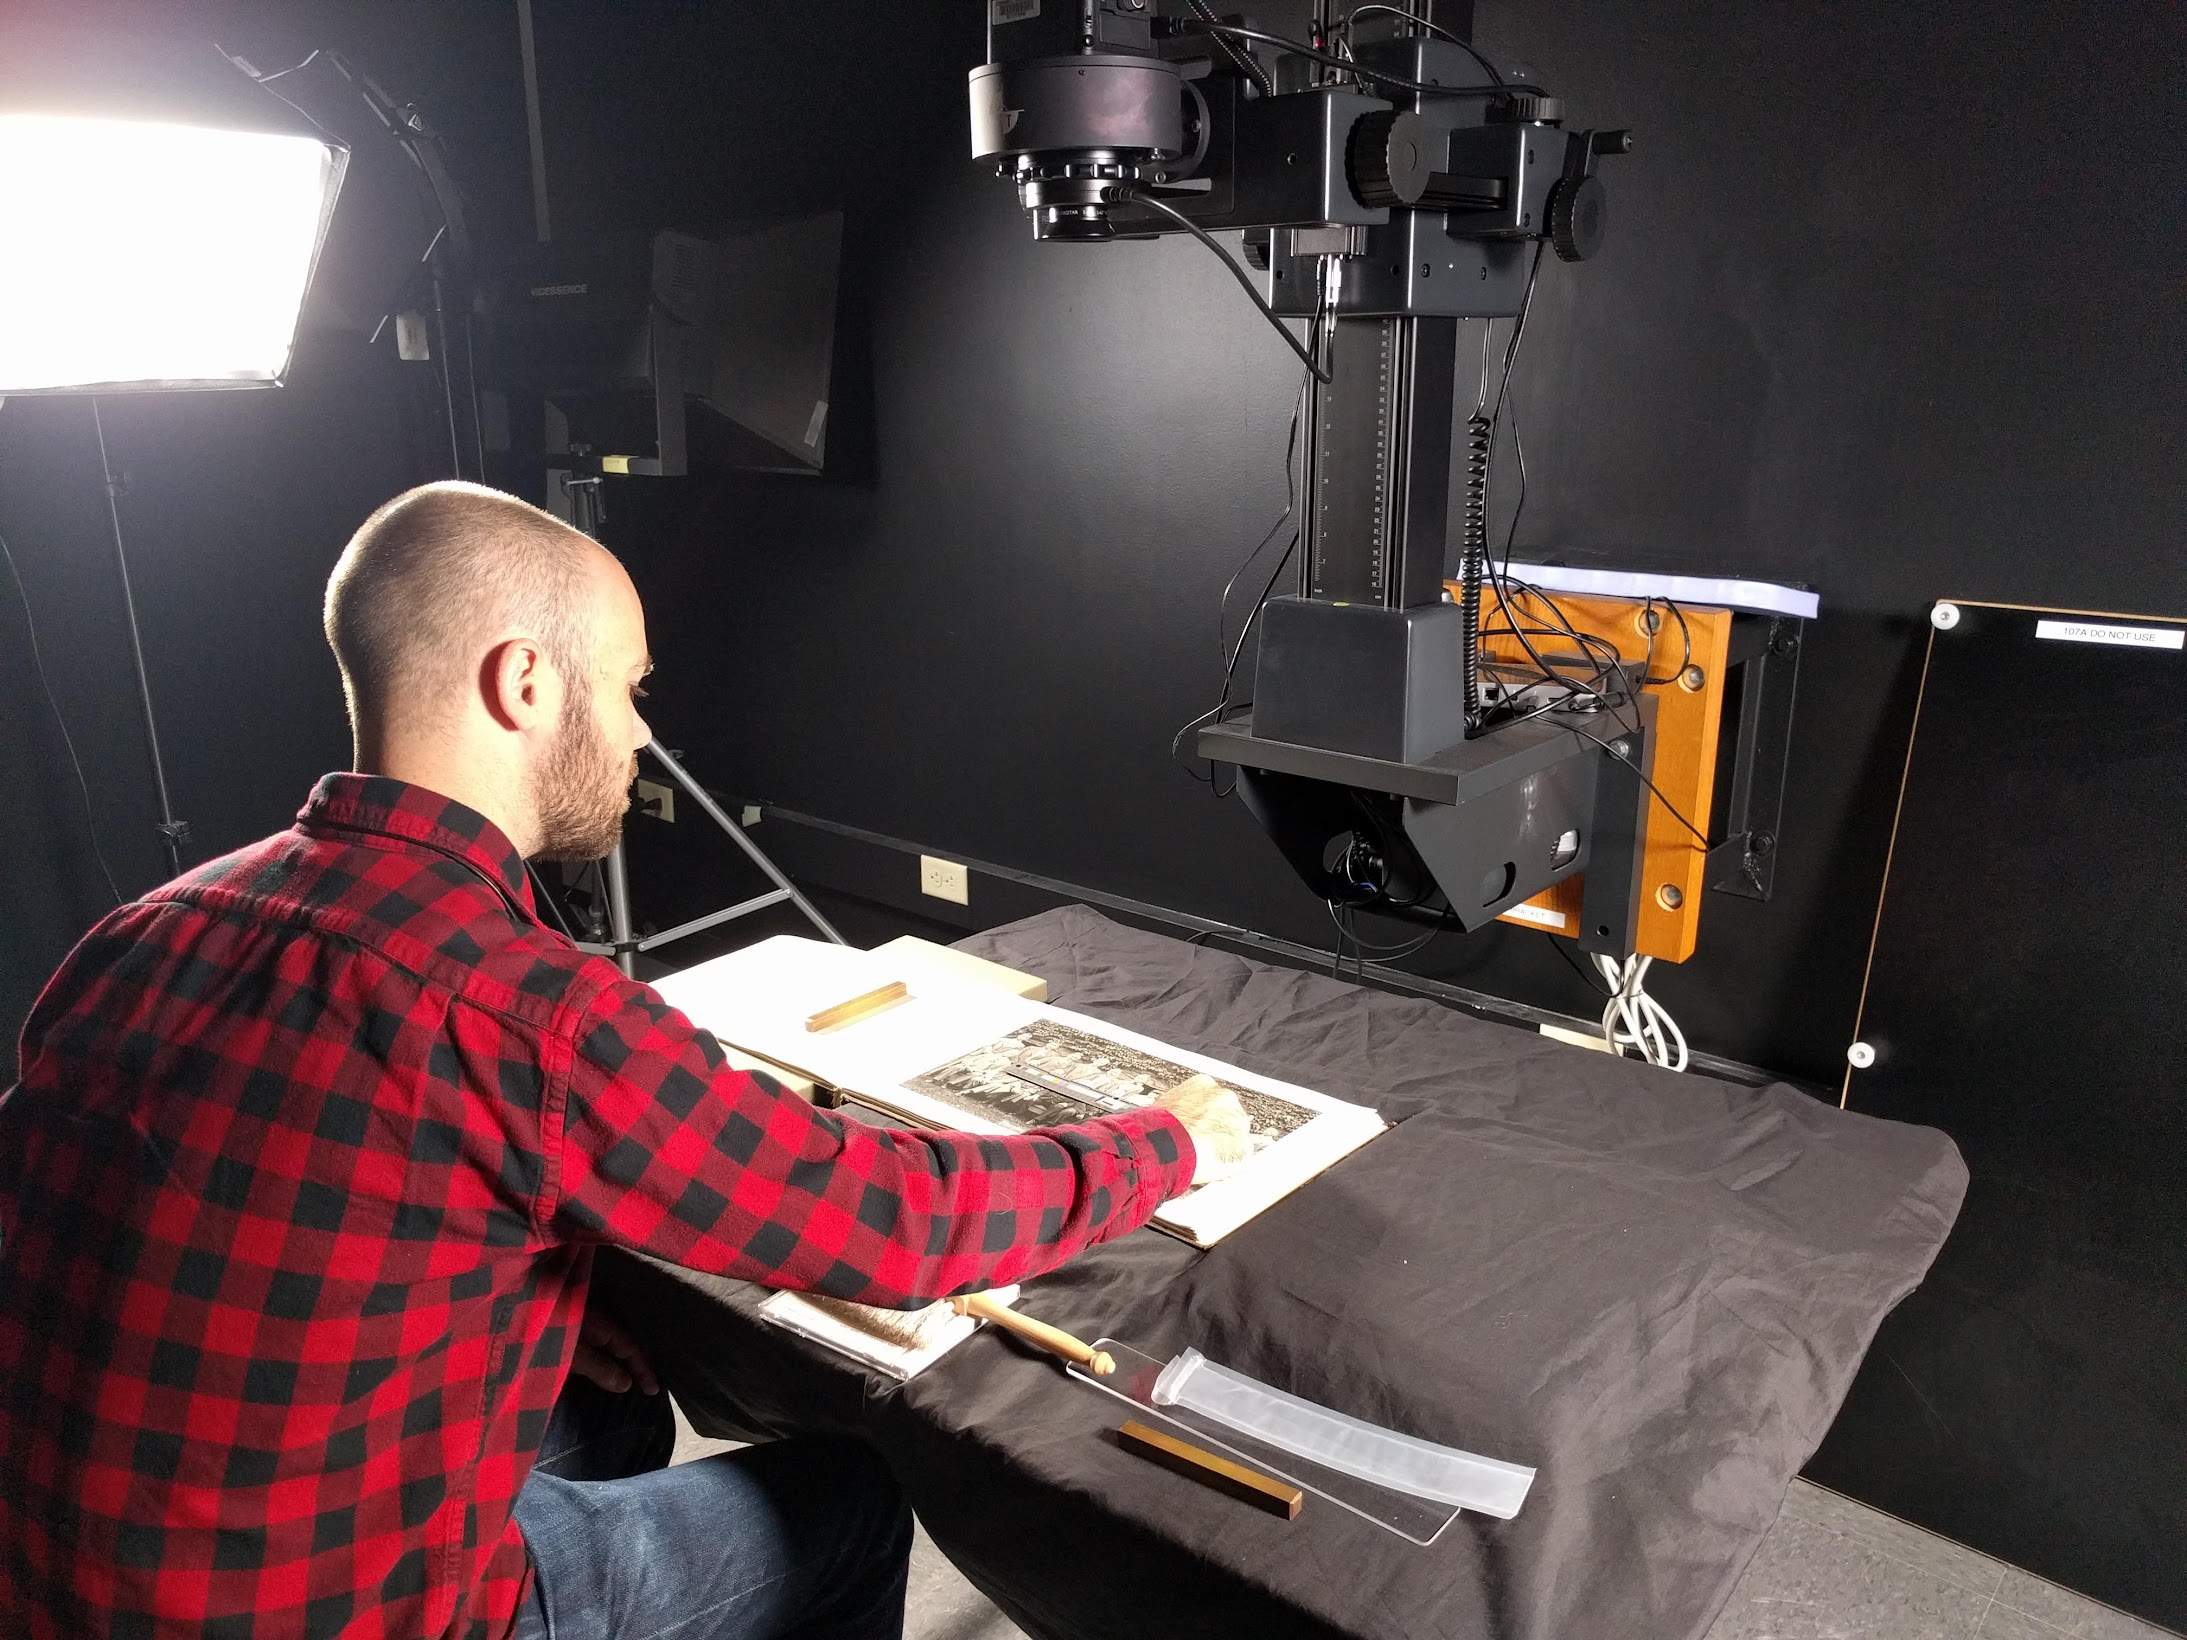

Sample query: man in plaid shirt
[0,482,1247,1639]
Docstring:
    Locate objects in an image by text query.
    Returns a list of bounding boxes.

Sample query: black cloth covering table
[597,907,1966,1640]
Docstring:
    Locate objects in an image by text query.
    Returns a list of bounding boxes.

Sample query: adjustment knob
[1497,91,1565,124]
[1348,109,1432,208]
[1548,172,1606,261]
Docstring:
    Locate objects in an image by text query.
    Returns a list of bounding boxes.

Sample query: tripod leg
[643,741,847,946]
[604,842,637,978]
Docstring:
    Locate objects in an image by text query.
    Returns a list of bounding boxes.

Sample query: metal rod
[515,0,553,243]
[429,263,465,479]
[603,841,636,977]
[635,889,792,954]
[462,306,487,477]
[91,401,186,881]
[643,740,847,944]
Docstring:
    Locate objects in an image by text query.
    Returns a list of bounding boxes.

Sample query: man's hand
[571,1309,660,1396]
[1151,1073,1251,1187]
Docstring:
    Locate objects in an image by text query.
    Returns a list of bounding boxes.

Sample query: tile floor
[670,1407,2177,1640]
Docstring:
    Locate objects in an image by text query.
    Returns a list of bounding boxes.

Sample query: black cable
[1545,930,1614,995]
[1220,531,1300,689]
[1328,900,1448,959]
[1171,299,1321,790]
[1207,529,1299,797]
[1497,576,1628,704]
[1187,0,1277,97]
[0,527,124,906]
[1638,597,1695,687]
[1469,247,1627,723]
[1196,22,1527,96]
[1474,254,1665,729]
[1214,373,1310,671]
[1123,191,1330,382]
[1565,721,1715,848]
[1171,487,1292,788]
[1498,393,1530,569]
[1171,522,1299,785]
[1339,3,1505,86]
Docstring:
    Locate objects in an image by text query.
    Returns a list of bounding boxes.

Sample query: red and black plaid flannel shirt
[0,774,1193,1639]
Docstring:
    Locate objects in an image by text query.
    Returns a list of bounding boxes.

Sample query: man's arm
[547,976,1202,1306]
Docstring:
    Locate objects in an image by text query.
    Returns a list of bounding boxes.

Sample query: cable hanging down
[1187,0,1277,98]
[1120,190,1330,383]
[1594,953,1689,1071]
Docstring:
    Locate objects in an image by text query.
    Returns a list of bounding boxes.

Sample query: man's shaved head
[324,481,654,862]
[325,481,598,729]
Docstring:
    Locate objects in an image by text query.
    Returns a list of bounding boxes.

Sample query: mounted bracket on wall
[1704,613,1803,901]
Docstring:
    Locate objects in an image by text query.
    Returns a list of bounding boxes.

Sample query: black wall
[4,1,2183,1087]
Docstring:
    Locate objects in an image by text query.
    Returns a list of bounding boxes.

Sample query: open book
[653,936,1386,1247]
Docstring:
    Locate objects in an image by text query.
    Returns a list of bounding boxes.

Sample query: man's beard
[530,688,636,862]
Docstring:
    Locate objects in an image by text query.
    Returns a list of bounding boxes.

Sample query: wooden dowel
[950,1292,1114,1375]
[1116,1419,1303,1519]
[805,981,909,1033]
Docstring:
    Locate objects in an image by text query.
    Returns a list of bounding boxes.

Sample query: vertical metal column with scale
[958,0,1647,952]
[1170,16,1652,952]
[1304,315,1458,612]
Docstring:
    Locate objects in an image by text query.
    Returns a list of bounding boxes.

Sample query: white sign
[2033,619,2184,652]
[1501,902,1568,931]
[990,0,1040,22]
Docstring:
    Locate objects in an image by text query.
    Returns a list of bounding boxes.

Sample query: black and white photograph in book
[904,1020,1315,1159]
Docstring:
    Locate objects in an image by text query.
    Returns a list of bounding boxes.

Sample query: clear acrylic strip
[1068,1340,1464,1545]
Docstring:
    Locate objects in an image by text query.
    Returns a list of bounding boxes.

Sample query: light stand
[91,401,189,879]
[1,43,350,888]
[554,474,844,976]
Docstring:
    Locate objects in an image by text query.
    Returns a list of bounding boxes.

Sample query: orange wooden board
[1453,582,1732,964]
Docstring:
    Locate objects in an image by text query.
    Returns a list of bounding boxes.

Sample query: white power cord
[1593,953,1689,1071]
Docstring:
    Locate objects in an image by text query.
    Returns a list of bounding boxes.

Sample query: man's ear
[481,636,556,732]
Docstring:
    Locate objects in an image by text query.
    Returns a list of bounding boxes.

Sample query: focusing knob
[1348,109,1432,208]
[1497,91,1565,124]
[1549,172,1606,261]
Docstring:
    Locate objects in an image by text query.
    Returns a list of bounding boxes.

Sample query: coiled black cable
[1187,0,1277,97]
[1458,410,1493,725]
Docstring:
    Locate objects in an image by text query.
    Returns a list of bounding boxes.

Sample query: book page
[655,937,1386,1245]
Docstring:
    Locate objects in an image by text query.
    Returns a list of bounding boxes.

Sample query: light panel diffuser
[0,113,344,393]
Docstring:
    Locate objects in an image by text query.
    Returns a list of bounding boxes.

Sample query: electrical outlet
[634,779,674,822]
[920,854,970,906]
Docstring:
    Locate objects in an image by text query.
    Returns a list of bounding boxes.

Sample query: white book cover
[755,1285,1019,1381]
[654,937,1385,1247]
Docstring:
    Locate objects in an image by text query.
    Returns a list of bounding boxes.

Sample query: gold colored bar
[1116,1419,1303,1520]
[804,981,910,1034]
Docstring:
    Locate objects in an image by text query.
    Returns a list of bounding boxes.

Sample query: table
[598,906,1965,1640]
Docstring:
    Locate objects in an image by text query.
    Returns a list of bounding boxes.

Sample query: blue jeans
[511,1377,911,1640]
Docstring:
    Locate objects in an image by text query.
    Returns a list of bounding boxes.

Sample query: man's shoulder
[155,824,623,1030]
